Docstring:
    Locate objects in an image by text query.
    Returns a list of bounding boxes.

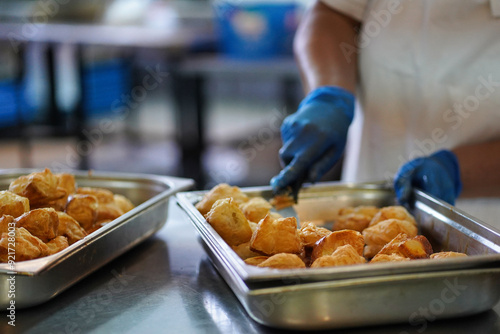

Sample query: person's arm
[270,3,362,194]
[394,139,500,206]
[294,2,361,94]
[453,139,500,198]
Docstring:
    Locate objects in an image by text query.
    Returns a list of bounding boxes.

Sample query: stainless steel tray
[0,168,194,309]
[176,182,500,330]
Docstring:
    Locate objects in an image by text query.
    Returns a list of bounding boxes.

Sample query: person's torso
[343,0,500,183]
[342,0,500,226]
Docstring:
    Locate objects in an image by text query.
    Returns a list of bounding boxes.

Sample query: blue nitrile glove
[394,149,462,206]
[270,86,355,193]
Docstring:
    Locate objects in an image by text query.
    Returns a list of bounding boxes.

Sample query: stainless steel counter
[4,199,500,334]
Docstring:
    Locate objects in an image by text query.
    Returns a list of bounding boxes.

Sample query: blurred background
[0,0,319,189]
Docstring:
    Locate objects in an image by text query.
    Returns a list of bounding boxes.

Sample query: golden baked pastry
[65,194,98,231]
[239,197,272,223]
[197,183,475,270]
[333,213,372,232]
[46,173,76,211]
[95,204,123,222]
[370,253,411,263]
[376,233,433,259]
[8,168,66,207]
[205,198,253,247]
[354,206,379,217]
[76,187,114,203]
[244,256,269,266]
[0,190,30,218]
[231,241,262,260]
[56,173,76,193]
[77,187,124,222]
[256,253,306,269]
[56,211,87,245]
[337,207,355,216]
[0,227,49,262]
[311,229,364,263]
[113,194,135,214]
[298,222,332,248]
[248,221,259,233]
[45,236,69,255]
[310,244,366,268]
[339,205,378,217]
[333,205,379,232]
[430,251,467,259]
[269,194,295,210]
[196,183,249,216]
[0,169,135,263]
[16,207,59,242]
[267,212,283,221]
[363,219,418,259]
[369,206,416,227]
[250,215,303,255]
[0,215,15,234]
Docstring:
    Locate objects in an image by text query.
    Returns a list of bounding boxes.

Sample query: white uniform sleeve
[320,0,368,21]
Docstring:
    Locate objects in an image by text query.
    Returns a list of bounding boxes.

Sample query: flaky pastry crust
[376,233,433,259]
[65,194,98,231]
[256,253,306,269]
[369,206,416,227]
[298,222,332,248]
[113,194,134,214]
[362,219,418,259]
[0,190,30,218]
[370,253,411,263]
[45,173,76,211]
[244,256,269,266]
[46,235,69,255]
[0,227,49,262]
[16,207,59,242]
[239,197,272,223]
[310,244,366,268]
[77,187,127,222]
[333,206,379,232]
[1,169,135,262]
[56,211,87,244]
[250,215,303,255]
[205,198,253,246]
[333,213,372,232]
[196,183,249,216]
[9,168,66,207]
[269,194,295,210]
[430,251,467,259]
[231,241,261,260]
[0,215,15,234]
[311,229,364,263]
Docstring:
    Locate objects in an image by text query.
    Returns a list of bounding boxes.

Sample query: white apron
[321,0,500,227]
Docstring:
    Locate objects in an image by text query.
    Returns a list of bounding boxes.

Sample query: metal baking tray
[0,168,194,309]
[176,182,500,330]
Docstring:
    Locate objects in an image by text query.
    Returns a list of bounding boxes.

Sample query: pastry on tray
[197,183,468,270]
[310,244,366,268]
[0,168,135,263]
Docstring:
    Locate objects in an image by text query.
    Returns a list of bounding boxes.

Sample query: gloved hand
[394,149,462,206]
[270,86,355,194]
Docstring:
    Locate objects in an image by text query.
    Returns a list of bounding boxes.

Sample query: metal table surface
[3,199,500,334]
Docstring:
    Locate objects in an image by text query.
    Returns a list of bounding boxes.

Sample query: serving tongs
[271,173,307,225]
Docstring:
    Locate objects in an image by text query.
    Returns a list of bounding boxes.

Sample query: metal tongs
[271,173,307,224]
[274,171,308,202]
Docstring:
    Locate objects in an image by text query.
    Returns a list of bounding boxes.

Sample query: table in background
[0,2,215,181]
[3,199,500,334]
[174,54,302,188]
[0,20,303,188]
